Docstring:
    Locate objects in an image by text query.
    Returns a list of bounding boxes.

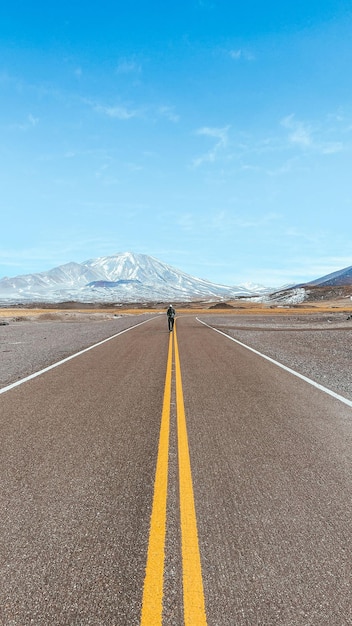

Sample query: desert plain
[1,300,352,402]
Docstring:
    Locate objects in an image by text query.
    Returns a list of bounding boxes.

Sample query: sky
[1,0,352,288]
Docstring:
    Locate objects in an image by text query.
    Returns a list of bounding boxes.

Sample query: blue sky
[1,0,352,287]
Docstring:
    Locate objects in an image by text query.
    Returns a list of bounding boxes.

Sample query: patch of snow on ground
[275,288,307,305]
[246,287,307,306]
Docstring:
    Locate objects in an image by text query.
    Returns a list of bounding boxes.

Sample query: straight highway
[1,314,352,625]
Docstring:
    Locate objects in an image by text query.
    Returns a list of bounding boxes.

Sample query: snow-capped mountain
[0,252,257,303]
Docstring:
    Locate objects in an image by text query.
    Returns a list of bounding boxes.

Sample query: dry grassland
[1,299,352,319]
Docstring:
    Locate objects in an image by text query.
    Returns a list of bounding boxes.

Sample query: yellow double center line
[140,322,207,625]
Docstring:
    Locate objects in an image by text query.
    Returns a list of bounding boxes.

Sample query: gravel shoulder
[198,311,352,402]
[0,312,157,388]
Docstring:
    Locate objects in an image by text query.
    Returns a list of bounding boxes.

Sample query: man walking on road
[166,304,176,331]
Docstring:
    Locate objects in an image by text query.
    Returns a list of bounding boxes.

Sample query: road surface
[1,314,352,625]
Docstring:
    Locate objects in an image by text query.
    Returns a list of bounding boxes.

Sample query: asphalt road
[1,314,352,625]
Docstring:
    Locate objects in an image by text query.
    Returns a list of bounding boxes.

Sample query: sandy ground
[198,311,352,402]
[0,312,158,388]
[1,308,352,402]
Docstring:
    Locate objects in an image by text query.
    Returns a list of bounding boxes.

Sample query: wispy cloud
[10,113,39,131]
[176,209,280,233]
[176,213,195,231]
[284,227,324,244]
[281,114,344,154]
[116,57,142,74]
[229,49,255,61]
[193,125,230,167]
[196,0,217,9]
[87,98,180,124]
[281,114,313,147]
[158,105,180,123]
[242,213,280,228]
[91,101,139,120]
[321,142,343,154]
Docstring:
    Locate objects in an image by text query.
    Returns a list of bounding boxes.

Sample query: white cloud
[10,113,39,131]
[230,49,242,60]
[284,227,324,244]
[321,142,343,154]
[176,209,280,234]
[158,106,180,123]
[281,114,312,147]
[197,126,229,143]
[281,114,344,154]
[193,125,230,167]
[28,114,39,126]
[177,213,196,231]
[116,58,142,74]
[232,212,281,229]
[92,102,138,120]
[266,158,299,177]
[290,127,312,147]
[229,49,255,61]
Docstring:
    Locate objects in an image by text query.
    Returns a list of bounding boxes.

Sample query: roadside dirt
[200,311,352,402]
[0,313,157,388]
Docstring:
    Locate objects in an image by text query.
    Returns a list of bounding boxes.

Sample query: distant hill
[304,265,352,287]
[259,264,352,306]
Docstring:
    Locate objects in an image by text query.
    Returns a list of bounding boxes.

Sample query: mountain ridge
[0,252,256,303]
[2,253,351,305]
[257,264,352,306]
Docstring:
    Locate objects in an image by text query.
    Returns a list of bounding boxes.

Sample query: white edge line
[1,316,157,396]
[196,317,352,409]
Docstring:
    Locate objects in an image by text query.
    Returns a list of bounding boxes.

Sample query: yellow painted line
[140,332,173,626]
[174,323,208,625]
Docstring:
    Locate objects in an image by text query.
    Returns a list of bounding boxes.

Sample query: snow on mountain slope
[0,262,104,301]
[0,252,255,303]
